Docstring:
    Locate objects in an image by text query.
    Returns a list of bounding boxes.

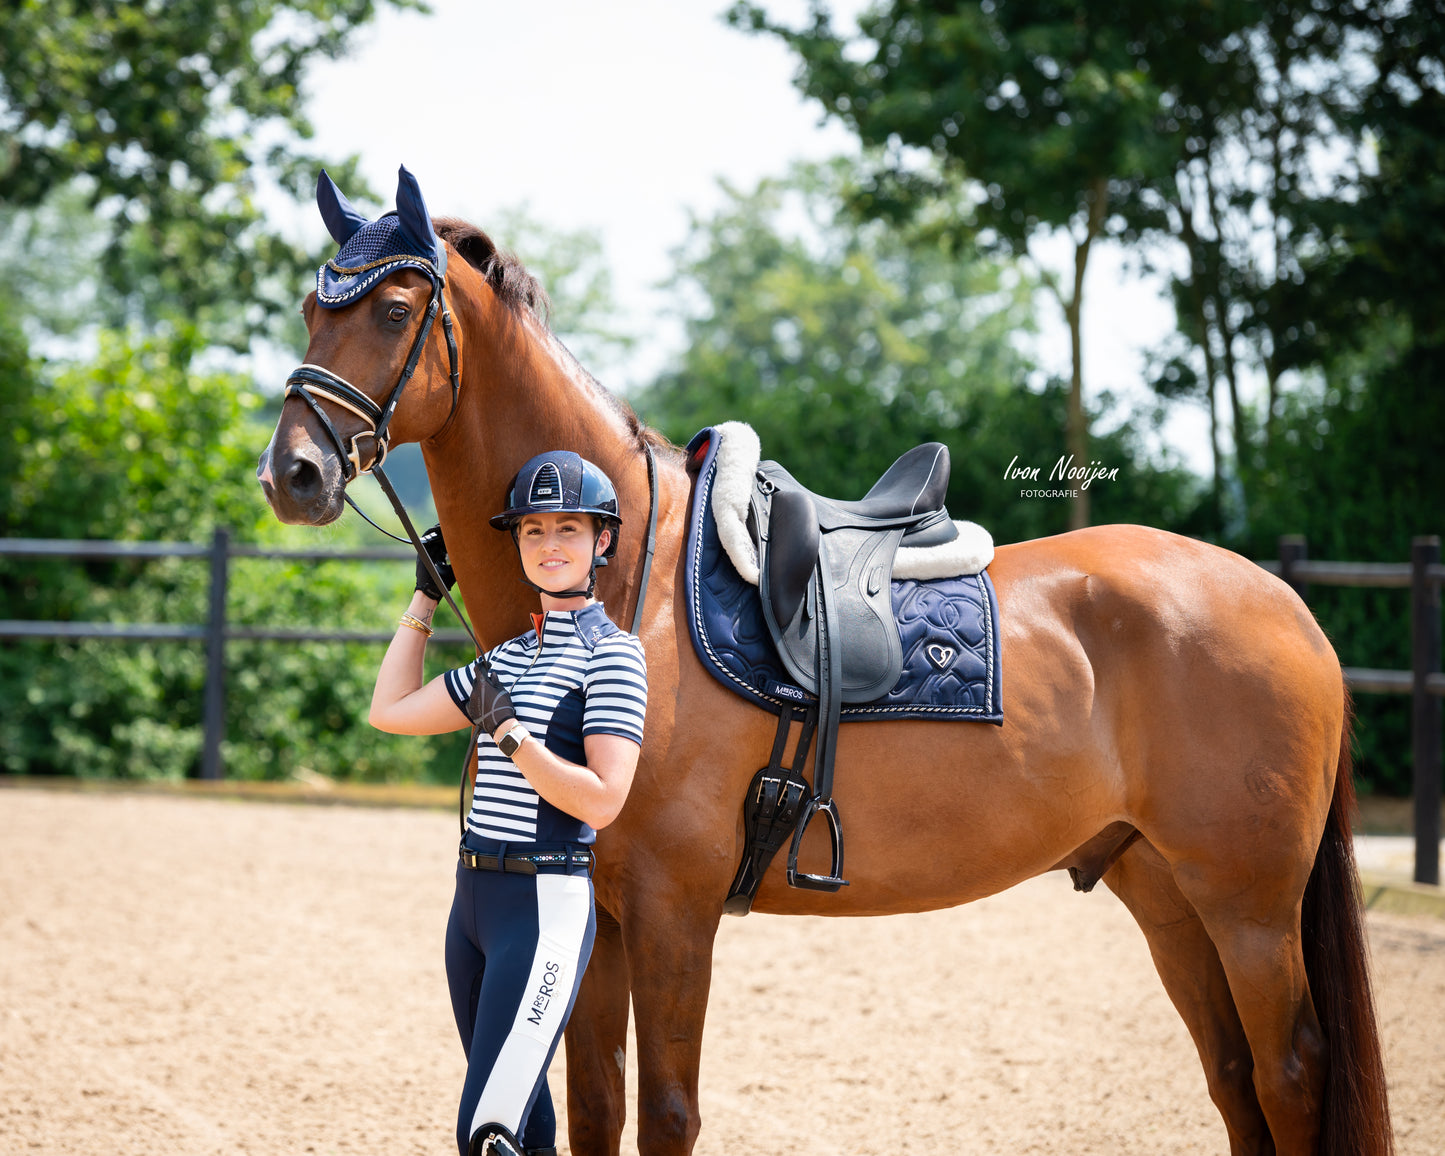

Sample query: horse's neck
[422,292,661,648]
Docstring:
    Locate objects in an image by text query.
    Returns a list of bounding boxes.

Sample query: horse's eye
[388,305,408,323]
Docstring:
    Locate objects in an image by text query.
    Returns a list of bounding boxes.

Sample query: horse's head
[259,166,462,525]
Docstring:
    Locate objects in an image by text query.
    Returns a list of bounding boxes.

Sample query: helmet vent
[528,461,564,507]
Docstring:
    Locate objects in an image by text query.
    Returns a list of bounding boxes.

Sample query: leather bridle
[285,247,460,483]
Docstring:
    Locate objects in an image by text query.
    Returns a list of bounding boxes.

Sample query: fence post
[1412,535,1441,886]
[201,527,230,781]
[1279,534,1309,600]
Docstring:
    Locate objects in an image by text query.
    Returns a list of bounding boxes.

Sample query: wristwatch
[497,724,530,759]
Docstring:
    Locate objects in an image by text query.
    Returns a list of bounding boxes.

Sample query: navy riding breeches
[445,858,596,1156]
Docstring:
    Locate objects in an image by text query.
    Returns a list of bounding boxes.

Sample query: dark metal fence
[1261,534,1444,886]
[0,529,472,782]
[3,530,1441,882]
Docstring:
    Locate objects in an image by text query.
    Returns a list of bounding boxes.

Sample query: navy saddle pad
[683,427,1003,723]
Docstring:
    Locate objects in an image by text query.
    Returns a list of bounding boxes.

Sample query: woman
[369,450,648,1156]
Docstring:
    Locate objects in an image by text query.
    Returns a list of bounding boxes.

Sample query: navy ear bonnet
[314,165,447,309]
[491,451,622,560]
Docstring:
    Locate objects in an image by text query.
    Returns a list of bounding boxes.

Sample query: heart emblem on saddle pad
[926,643,956,669]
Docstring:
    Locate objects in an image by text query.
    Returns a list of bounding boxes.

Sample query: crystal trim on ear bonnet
[313,166,446,309]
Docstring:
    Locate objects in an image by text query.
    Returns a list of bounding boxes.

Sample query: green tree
[0,0,421,348]
[731,0,1185,530]
[636,159,1200,542]
[1097,3,1377,529]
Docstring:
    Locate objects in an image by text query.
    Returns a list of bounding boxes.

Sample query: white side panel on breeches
[470,872,592,1141]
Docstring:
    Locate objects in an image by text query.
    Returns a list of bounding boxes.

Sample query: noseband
[284,248,461,482]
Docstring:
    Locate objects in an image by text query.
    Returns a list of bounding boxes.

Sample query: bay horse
[257,172,1392,1156]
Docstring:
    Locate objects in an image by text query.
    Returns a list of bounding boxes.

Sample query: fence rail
[2,529,1441,883]
[0,530,473,783]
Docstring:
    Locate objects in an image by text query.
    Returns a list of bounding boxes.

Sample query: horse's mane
[435,217,551,323]
[434,216,678,461]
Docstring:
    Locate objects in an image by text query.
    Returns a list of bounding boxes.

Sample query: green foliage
[730,1,1201,528]
[730,1,1175,248]
[0,326,469,783]
[636,160,1201,543]
[1234,8,1445,793]
[0,0,419,347]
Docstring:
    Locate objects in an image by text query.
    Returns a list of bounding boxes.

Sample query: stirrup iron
[786,794,848,892]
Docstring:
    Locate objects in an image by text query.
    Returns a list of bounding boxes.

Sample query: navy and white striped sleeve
[443,640,510,713]
[582,635,648,745]
[443,656,481,713]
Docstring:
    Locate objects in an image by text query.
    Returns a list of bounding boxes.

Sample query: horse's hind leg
[1104,839,1272,1155]
[565,905,631,1156]
[1188,882,1327,1156]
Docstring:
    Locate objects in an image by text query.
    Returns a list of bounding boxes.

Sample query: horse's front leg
[566,904,632,1156]
[622,879,722,1155]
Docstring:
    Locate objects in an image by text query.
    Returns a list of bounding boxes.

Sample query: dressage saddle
[745,443,959,893]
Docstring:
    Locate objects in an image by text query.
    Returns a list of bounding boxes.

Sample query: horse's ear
[395,164,442,265]
[316,169,369,245]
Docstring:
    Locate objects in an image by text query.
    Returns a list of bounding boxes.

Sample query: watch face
[500,730,522,757]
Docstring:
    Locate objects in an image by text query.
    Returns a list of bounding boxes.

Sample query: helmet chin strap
[519,559,601,601]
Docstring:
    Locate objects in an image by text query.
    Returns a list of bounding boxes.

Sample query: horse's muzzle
[257,440,344,525]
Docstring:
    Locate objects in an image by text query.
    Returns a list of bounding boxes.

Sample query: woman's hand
[414,523,455,601]
[465,669,518,735]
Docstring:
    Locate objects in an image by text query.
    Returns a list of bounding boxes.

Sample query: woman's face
[516,511,610,597]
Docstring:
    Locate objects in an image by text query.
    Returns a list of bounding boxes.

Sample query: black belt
[458,847,594,875]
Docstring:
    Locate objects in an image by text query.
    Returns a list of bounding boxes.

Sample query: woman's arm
[496,725,640,831]
[369,592,472,735]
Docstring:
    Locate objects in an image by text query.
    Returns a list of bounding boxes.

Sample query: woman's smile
[516,511,610,604]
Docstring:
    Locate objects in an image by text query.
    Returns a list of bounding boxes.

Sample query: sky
[297,0,1206,469]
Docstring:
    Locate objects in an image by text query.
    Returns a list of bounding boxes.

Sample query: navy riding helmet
[492,452,622,598]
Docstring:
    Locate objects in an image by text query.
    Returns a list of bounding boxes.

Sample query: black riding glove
[466,667,518,735]
[415,524,455,601]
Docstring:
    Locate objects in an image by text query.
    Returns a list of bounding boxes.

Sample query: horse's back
[993,523,1336,680]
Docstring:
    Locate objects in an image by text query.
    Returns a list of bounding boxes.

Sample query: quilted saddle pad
[683,427,1003,723]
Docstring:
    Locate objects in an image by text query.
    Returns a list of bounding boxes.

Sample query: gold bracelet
[398,612,434,637]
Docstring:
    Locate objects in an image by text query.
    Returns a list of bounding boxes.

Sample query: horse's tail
[1300,686,1394,1156]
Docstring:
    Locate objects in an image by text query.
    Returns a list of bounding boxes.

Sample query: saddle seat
[796,442,954,527]
[687,422,998,908]
[747,440,964,893]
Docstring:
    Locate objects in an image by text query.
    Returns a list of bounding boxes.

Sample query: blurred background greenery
[1,1,1440,792]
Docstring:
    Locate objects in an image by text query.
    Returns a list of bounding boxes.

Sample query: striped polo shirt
[443,602,647,846]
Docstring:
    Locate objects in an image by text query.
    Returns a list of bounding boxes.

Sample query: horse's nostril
[284,457,323,501]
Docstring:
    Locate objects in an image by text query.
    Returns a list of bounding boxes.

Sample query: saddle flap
[762,487,821,630]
